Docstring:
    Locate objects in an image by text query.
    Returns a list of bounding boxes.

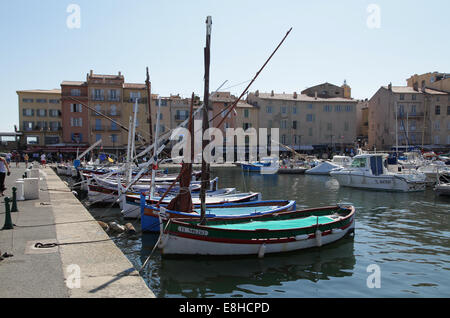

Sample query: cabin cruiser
[305,155,352,175]
[330,153,427,192]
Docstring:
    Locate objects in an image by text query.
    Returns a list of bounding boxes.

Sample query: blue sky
[1,0,449,131]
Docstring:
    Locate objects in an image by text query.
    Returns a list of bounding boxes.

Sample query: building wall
[247,90,358,150]
[61,82,90,146]
[17,89,63,146]
[368,86,450,150]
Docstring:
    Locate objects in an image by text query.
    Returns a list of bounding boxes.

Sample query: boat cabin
[331,155,352,167]
[349,154,388,176]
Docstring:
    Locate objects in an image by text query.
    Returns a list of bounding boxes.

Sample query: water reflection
[140,234,355,298]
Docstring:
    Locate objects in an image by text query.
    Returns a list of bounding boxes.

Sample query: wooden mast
[145,67,153,145]
[200,16,212,225]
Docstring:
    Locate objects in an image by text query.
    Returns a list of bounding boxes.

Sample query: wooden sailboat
[154,18,355,257]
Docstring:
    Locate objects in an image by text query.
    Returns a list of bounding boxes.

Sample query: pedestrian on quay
[24,153,29,167]
[40,153,47,168]
[0,154,11,197]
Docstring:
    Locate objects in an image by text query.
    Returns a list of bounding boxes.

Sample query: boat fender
[295,234,309,241]
[315,230,322,247]
[124,223,136,235]
[258,244,266,258]
[109,221,125,233]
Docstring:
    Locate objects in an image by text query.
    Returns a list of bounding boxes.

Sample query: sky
[1,0,449,131]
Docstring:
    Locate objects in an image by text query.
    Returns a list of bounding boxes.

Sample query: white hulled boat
[330,153,427,192]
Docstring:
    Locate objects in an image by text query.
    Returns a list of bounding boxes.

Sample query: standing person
[6,152,11,165]
[40,153,46,168]
[0,154,11,196]
[24,153,29,167]
[15,152,20,168]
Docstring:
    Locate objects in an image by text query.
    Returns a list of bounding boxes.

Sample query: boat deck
[209,215,335,231]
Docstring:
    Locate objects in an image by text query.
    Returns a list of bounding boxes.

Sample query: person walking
[40,153,46,168]
[24,153,29,167]
[0,154,11,196]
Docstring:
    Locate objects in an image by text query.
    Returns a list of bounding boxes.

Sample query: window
[176,110,189,120]
[410,120,416,131]
[111,134,118,143]
[37,109,47,117]
[281,120,287,129]
[110,105,117,115]
[93,89,104,101]
[412,94,416,101]
[49,109,60,117]
[306,114,315,122]
[71,89,81,96]
[294,135,300,145]
[266,106,272,114]
[22,109,34,116]
[130,91,141,102]
[71,104,82,112]
[109,89,118,101]
[45,136,59,145]
[334,105,342,112]
[323,105,331,112]
[411,105,417,115]
[49,121,60,131]
[435,105,440,115]
[292,120,297,130]
[244,109,249,118]
[447,106,450,115]
[398,104,404,116]
[71,117,83,127]
[71,133,82,143]
[447,135,450,144]
[161,99,167,106]
[292,106,297,114]
[281,106,287,114]
[49,99,59,104]
[23,121,34,131]
[281,135,287,144]
[95,134,102,142]
[434,135,440,144]
[36,99,47,103]
[22,98,33,103]
[434,120,440,130]
[243,123,251,130]
[345,105,353,112]
[307,104,313,109]
[111,122,119,131]
[351,157,367,168]
[400,94,405,100]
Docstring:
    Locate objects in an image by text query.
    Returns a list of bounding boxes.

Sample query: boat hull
[158,206,355,257]
[330,172,426,192]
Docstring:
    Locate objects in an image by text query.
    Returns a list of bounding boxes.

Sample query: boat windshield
[351,157,367,168]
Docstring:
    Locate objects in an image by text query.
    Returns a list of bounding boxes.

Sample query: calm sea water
[87,167,450,298]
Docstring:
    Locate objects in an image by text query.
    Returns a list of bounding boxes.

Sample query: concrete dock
[0,163,154,298]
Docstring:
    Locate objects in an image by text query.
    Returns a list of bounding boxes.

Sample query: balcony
[107,96,121,102]
[124,97,148,104]
[91,96,105,101]
[175,114,189,121]
[397,112,424,119]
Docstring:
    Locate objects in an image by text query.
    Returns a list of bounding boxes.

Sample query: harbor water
[87,167,450,298]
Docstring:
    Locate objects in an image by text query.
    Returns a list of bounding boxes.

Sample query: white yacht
[305,155,352,175]
[330,154,427,192]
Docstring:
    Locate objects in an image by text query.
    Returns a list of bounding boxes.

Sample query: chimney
[314,91,318,100]
[90,70,93,76]
[255,90,259,97]
[118,71,121,76]
[388,82,392,91]
[293,91,297,99]
[271,90,274,97]
[413,81,418,91]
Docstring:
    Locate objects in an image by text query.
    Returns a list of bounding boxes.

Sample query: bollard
[2,197,13,230]
[11,187,18,212]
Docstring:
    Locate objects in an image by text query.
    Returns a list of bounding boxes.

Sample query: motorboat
[330,153,427,192]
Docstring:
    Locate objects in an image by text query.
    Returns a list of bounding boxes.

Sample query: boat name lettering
[178,226,208,236]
